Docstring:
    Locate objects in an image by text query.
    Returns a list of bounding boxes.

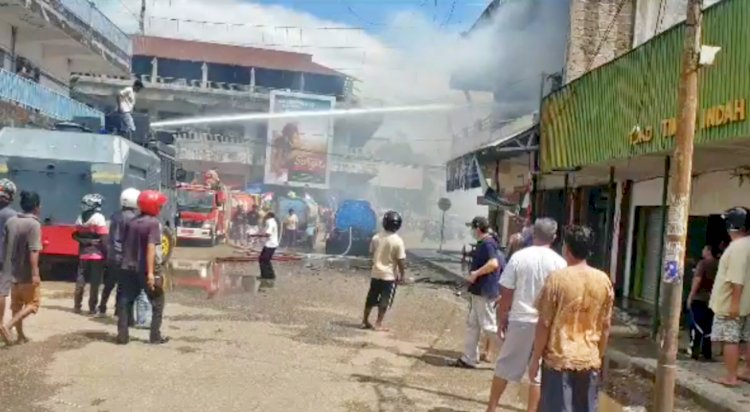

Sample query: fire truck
[0,125,178,278]
[175,180,232,246]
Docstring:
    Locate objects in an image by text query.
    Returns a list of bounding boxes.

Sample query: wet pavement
[0,244,711,411]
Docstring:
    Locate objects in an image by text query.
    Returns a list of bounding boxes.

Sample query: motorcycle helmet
[120,188,141,209]
[382,210,403,232]
[0,178,17,202]
[81,193,104,212]
[723,207,750,232]
[138,190,167,217]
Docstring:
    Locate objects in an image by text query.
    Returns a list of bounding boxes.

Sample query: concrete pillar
[151,57,158,82]
[300,73,305,92]
[250,67,256,93]
[201,62,208,88]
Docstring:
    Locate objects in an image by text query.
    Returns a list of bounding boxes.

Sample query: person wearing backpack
[450,216,505,369]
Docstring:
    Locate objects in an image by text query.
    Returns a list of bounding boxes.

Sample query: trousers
[259,247,276,279]
[117,270,165,343]
[98,266,118,314]
[74,259,105,313]
[689,300,714,359]
[460,294,499,366]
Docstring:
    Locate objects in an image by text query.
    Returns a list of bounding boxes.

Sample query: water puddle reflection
[168,258,271,298]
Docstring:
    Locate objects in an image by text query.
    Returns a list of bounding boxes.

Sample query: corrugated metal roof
[132,36,343,77]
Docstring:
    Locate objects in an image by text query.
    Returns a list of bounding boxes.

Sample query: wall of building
[0,21,70,95]
[628,170,750,215]
[566,0,635,82]
[633,0,723,47]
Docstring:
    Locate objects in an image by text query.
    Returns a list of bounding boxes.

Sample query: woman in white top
[259,212,279,279]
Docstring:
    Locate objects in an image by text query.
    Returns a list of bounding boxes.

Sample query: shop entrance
[630,208,727,304]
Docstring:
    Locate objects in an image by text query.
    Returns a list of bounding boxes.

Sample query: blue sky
[253,0,489,33]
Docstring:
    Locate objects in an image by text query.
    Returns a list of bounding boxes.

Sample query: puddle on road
[168,258,273,299]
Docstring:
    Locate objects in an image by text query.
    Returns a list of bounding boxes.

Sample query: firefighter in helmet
[117,190,169,345]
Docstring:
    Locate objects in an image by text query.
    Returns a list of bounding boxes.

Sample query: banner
[264,91,335,188]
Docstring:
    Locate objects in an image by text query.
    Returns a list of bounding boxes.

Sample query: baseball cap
[467,216,490,231]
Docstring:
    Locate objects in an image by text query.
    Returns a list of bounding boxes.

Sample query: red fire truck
[175,181,232,246]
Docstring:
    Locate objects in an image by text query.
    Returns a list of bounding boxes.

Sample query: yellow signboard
[630,99,746,145]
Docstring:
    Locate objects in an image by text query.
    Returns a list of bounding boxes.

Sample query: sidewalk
[408,248,750,412]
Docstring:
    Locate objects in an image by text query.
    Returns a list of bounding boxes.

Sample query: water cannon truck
[0,124,178,278]
[325,200,377,256]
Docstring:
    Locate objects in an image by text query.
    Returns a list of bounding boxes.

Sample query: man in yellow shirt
[709,207,750,387]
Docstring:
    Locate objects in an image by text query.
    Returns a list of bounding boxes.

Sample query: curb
[407,251,465,283]
[606,349,744,412]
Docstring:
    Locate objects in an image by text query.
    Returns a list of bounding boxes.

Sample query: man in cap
[451,216,504,368]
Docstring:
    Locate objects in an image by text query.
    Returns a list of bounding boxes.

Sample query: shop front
[540,0,750,305]
[445,119,537,246]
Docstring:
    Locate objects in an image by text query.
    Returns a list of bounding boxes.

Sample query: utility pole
[139,0,146,34]
[654,0,702,411]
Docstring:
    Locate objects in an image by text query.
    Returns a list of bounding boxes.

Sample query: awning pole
[563,173,569,224]
[604,166,616,271]
[653,155,671,338]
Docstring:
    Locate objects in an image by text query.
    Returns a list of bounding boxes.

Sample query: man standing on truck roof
[73,194,108,315]
[0,179,17,328]
[0,191,42,345]
[362,211,406,332]
[117,79,144,138]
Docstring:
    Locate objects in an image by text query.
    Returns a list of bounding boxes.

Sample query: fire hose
[339,227,353,257]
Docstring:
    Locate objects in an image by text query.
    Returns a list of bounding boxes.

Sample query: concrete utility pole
[139,0,147,34]
[654,0,703,410]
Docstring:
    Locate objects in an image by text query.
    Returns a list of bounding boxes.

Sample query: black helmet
[383,210,403,232]
[723,207,750,232]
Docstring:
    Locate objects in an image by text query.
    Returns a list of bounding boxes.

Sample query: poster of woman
[264,91,336,188]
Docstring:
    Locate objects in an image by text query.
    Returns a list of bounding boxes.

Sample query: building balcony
[0,68,103,122]
[2,0,131,75]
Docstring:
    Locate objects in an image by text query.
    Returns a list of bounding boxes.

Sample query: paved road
[0,245,708,411]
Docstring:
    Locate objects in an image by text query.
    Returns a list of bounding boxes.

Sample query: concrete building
[73,35,380,189]
[0,0,130,127]
[539,0,741,312]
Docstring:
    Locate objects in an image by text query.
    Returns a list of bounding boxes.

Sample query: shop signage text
[630,99,746,145]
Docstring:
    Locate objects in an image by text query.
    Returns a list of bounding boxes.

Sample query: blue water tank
[335,200,377,235]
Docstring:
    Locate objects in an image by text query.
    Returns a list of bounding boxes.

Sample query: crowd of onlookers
[0,179,171,347]
[362,205,750,410]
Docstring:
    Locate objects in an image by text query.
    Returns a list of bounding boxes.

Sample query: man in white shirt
[486,218,567,412]
[259,212,279,279]
[284,209,299,248]
[117,80,144,137]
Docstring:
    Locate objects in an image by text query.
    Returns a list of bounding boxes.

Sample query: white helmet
[120,187,141,209]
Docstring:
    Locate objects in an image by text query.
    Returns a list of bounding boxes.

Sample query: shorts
[495,321,540,384]
[0,271,11,297]
[712,315,750,343]
[365,278,397,309]
[538,366,600,412]
[11,283,41,313]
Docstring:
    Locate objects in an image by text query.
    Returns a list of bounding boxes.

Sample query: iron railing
[59,0,132,55]
[0,69,103,121]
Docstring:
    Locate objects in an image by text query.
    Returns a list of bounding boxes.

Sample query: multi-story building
[0,0,131,127]
[73,35,380,190]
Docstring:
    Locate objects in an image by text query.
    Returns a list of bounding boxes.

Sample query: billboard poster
[264,91,336,188]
